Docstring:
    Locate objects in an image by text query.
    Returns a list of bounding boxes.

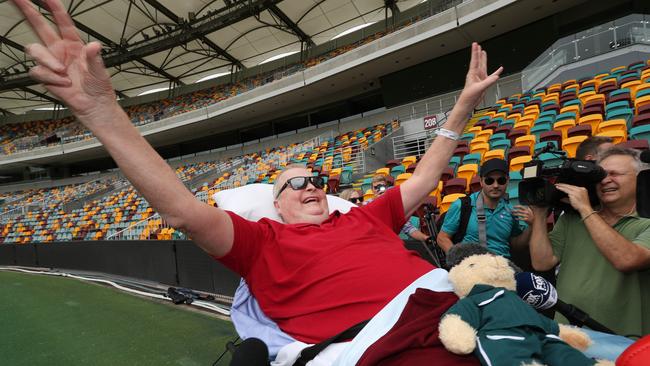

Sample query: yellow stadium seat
[610,65,626,73]
[635,95,650,114]
[510,155,532,172]
[483,149,506,163]
[468,126,483,134]
[475,129,493,141]
[440,193,466,214]
[597,120,627,140]
[470,142,490,157]
[469,137,490,153]
[579,91,597,105]
[513,120,534,134]
[429,181,443,204]
[577,114,603,132]
[395,173,412,186]
[559,104,581,117]
[562,135,589,158]
[402,156,417,168]
[457,164,478,189]
[582,94,606,106]
[621,80,641,96]
[375,167,390,176]
[553,120,576,140]
[514,135,536,152]
[596,130,626,144]
[363,189,375,202]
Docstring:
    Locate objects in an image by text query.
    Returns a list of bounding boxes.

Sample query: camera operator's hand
[554,183,593,216]
[511,205,534,225]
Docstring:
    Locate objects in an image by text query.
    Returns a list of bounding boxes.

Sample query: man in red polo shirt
[12,0,502,349]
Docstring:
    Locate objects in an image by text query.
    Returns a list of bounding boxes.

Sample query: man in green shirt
[529,147,650,338]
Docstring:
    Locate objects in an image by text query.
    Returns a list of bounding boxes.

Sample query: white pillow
[212,183,355,222]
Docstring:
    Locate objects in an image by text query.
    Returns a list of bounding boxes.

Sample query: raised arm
[400,43,503,215]
[11,0,234,257]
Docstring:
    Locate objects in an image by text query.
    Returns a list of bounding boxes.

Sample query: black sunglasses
[276,176,325,198]
[349,196,364,204]
[484,176,508,185]
[373,184,387,192]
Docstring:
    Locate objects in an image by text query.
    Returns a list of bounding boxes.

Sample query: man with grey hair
[529,147,650,337]
[11,0,503,356]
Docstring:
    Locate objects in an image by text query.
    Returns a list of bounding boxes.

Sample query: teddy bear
[438,252,614,366]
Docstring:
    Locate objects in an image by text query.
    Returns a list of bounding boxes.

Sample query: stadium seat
[460,133,475,142]
[469,176,482,193]
[406,162,417,174]
[390,165,406,179]
[510,155,532,172]
[562,135,589,158]
[630,124,650,141]
[341,166,353,185]
[385,159,401,169]
[462,153,482,165]
[597,119,627,139]
[440,193,466,214]
[635,95,650,114]
[514,135,536,152]
[449,156,462,171]
[577,114,603,132]
[490,138,511,152]
[534,141,558,154]
[469,136,490,152]
[375,167,390,176]
[395,173,412,186]
[483,149,506,162]
[617,139,649,151]
[530,124,551,142]
[507,146,531,163]
[443,178,467,195]
[605,108,633,126]
[539,130,562,146]
[632,113,650,128]
[508,129,528,146]
[401,156,417,169]
[508,171,522,193]
[441,167,455,183]
[470,142,490,157]
[513,120,533,134]
[595,131,626,144]
[456,164,479,189]
[567,124,592,138]
[539,152,564,168]
[363,189,375,202]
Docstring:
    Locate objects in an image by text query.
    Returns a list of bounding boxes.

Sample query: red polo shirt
[217,186,434,343]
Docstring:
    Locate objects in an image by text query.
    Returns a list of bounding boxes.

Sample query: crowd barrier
[0,240,240,297]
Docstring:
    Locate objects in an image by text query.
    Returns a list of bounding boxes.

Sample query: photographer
[438,158,531,258]
[529,147,650,337]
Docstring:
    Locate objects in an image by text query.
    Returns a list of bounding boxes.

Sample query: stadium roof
[0,0,426,115]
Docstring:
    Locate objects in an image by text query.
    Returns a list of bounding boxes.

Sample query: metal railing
[522,14,650,91]
[392,115,447,160]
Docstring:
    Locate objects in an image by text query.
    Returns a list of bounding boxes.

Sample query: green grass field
[0,271,237,366]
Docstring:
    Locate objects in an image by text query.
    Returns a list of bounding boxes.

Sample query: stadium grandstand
[1,0,650,364]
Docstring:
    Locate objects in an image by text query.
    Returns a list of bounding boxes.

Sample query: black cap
[480,158,508,177]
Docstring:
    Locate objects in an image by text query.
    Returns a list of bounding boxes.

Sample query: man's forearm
[581,213,650,272]
[84,104,197,229]
[529,212,557,271]
[510,227,531,251]
[400,99,473,211]
[437,232,454,253]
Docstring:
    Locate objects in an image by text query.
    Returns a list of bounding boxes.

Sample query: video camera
[518,143,606,209]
